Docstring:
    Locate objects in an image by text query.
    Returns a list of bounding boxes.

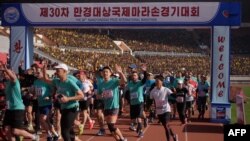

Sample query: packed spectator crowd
[35,27,250,55]
[231,55,250,75]
[35,28,118,50]
[111,29,203,53]
[37,46,140,72]
[2,27,250,75]
[136,55,211,75]
[36,45,250,75]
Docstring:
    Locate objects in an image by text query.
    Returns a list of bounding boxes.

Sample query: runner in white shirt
[184,77,195,123]
[150,75,178,141]
[74,70,95,135]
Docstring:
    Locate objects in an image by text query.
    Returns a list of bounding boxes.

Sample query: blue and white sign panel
[211,26,230,104]
[10,26,26,73]
[1,2,241,26]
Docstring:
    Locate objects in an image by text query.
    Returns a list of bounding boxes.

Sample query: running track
[23,107,223,141]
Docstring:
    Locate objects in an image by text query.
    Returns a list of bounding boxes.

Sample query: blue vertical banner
[10,26,26,73]
[10,26,33,73]
[211,26,231,124]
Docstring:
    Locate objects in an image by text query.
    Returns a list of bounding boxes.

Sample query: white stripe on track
[136,125,150,141]
[185,124,188,141]
[85,136,95,141]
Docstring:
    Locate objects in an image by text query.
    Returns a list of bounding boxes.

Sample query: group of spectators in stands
[36,46,250,75]
[36,29,117,50]
[1,27,250,75]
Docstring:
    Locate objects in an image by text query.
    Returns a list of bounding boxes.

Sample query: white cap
[177,80,183,84]
[54,63,69,71]
[148,72,153,76]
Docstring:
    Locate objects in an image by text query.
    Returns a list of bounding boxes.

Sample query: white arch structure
[0,2,241,124]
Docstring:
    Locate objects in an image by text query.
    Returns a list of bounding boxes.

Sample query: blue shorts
[39,105,52,115]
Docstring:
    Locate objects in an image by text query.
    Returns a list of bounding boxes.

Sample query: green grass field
[231,86,250,124]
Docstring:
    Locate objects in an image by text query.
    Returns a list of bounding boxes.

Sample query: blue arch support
[0,2,241,124]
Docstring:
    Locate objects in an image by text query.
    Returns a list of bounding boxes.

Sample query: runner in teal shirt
[32,67,58,140]
[173,72,184,88]
[127,80,145,105]
[53,78,81,110]
[94,70,106,136]
[43,63,84,141]
[5,80,25,110]
[1,63,39,141]
[98,77,120,109]
[51,74,83,109]
[127,66,148,137]
[97,65,127,141]
[33,79,52,107]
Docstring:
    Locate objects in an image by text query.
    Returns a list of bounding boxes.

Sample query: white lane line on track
[86,136,95,141]
[185,125,188,141]
[136,125,150,141]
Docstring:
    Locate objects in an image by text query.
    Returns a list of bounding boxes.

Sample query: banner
[1,2,241,26]
[10,26,26,73]
[211,103,231,124]
[10,26,33,73]
[211,26,230,104]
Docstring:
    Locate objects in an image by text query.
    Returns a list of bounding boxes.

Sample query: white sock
[53,132,59,137]
[47,131,52,137]
[32,134,37,140]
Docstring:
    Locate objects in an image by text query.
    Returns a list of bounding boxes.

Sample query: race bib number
[145,87,150,94]
[186,95,194,101]
[176,97,184,103]
[102,90,113,99]
[6,100,10,109]
[155,100,166,109]
[130,92,138,100]
[36,87,43,96]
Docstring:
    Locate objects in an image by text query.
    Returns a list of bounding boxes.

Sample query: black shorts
[130,103,144,119]
[157,112,171,125]
[0,96,5,110]
[94,99,104,110]
[79,100,89,111]
[53,100,61,109]
[186,101,193,109]
[32,99,39,111]
[104,108,119,116]
[3,110,25,129]
[22,96,33,107]
[0,89,5,96]
[168,94,176,104]
[145,95,153,110]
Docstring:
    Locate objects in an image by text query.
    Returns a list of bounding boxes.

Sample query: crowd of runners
[0,61,210,141]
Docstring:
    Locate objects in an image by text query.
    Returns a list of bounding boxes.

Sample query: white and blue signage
[1,2,241,26]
